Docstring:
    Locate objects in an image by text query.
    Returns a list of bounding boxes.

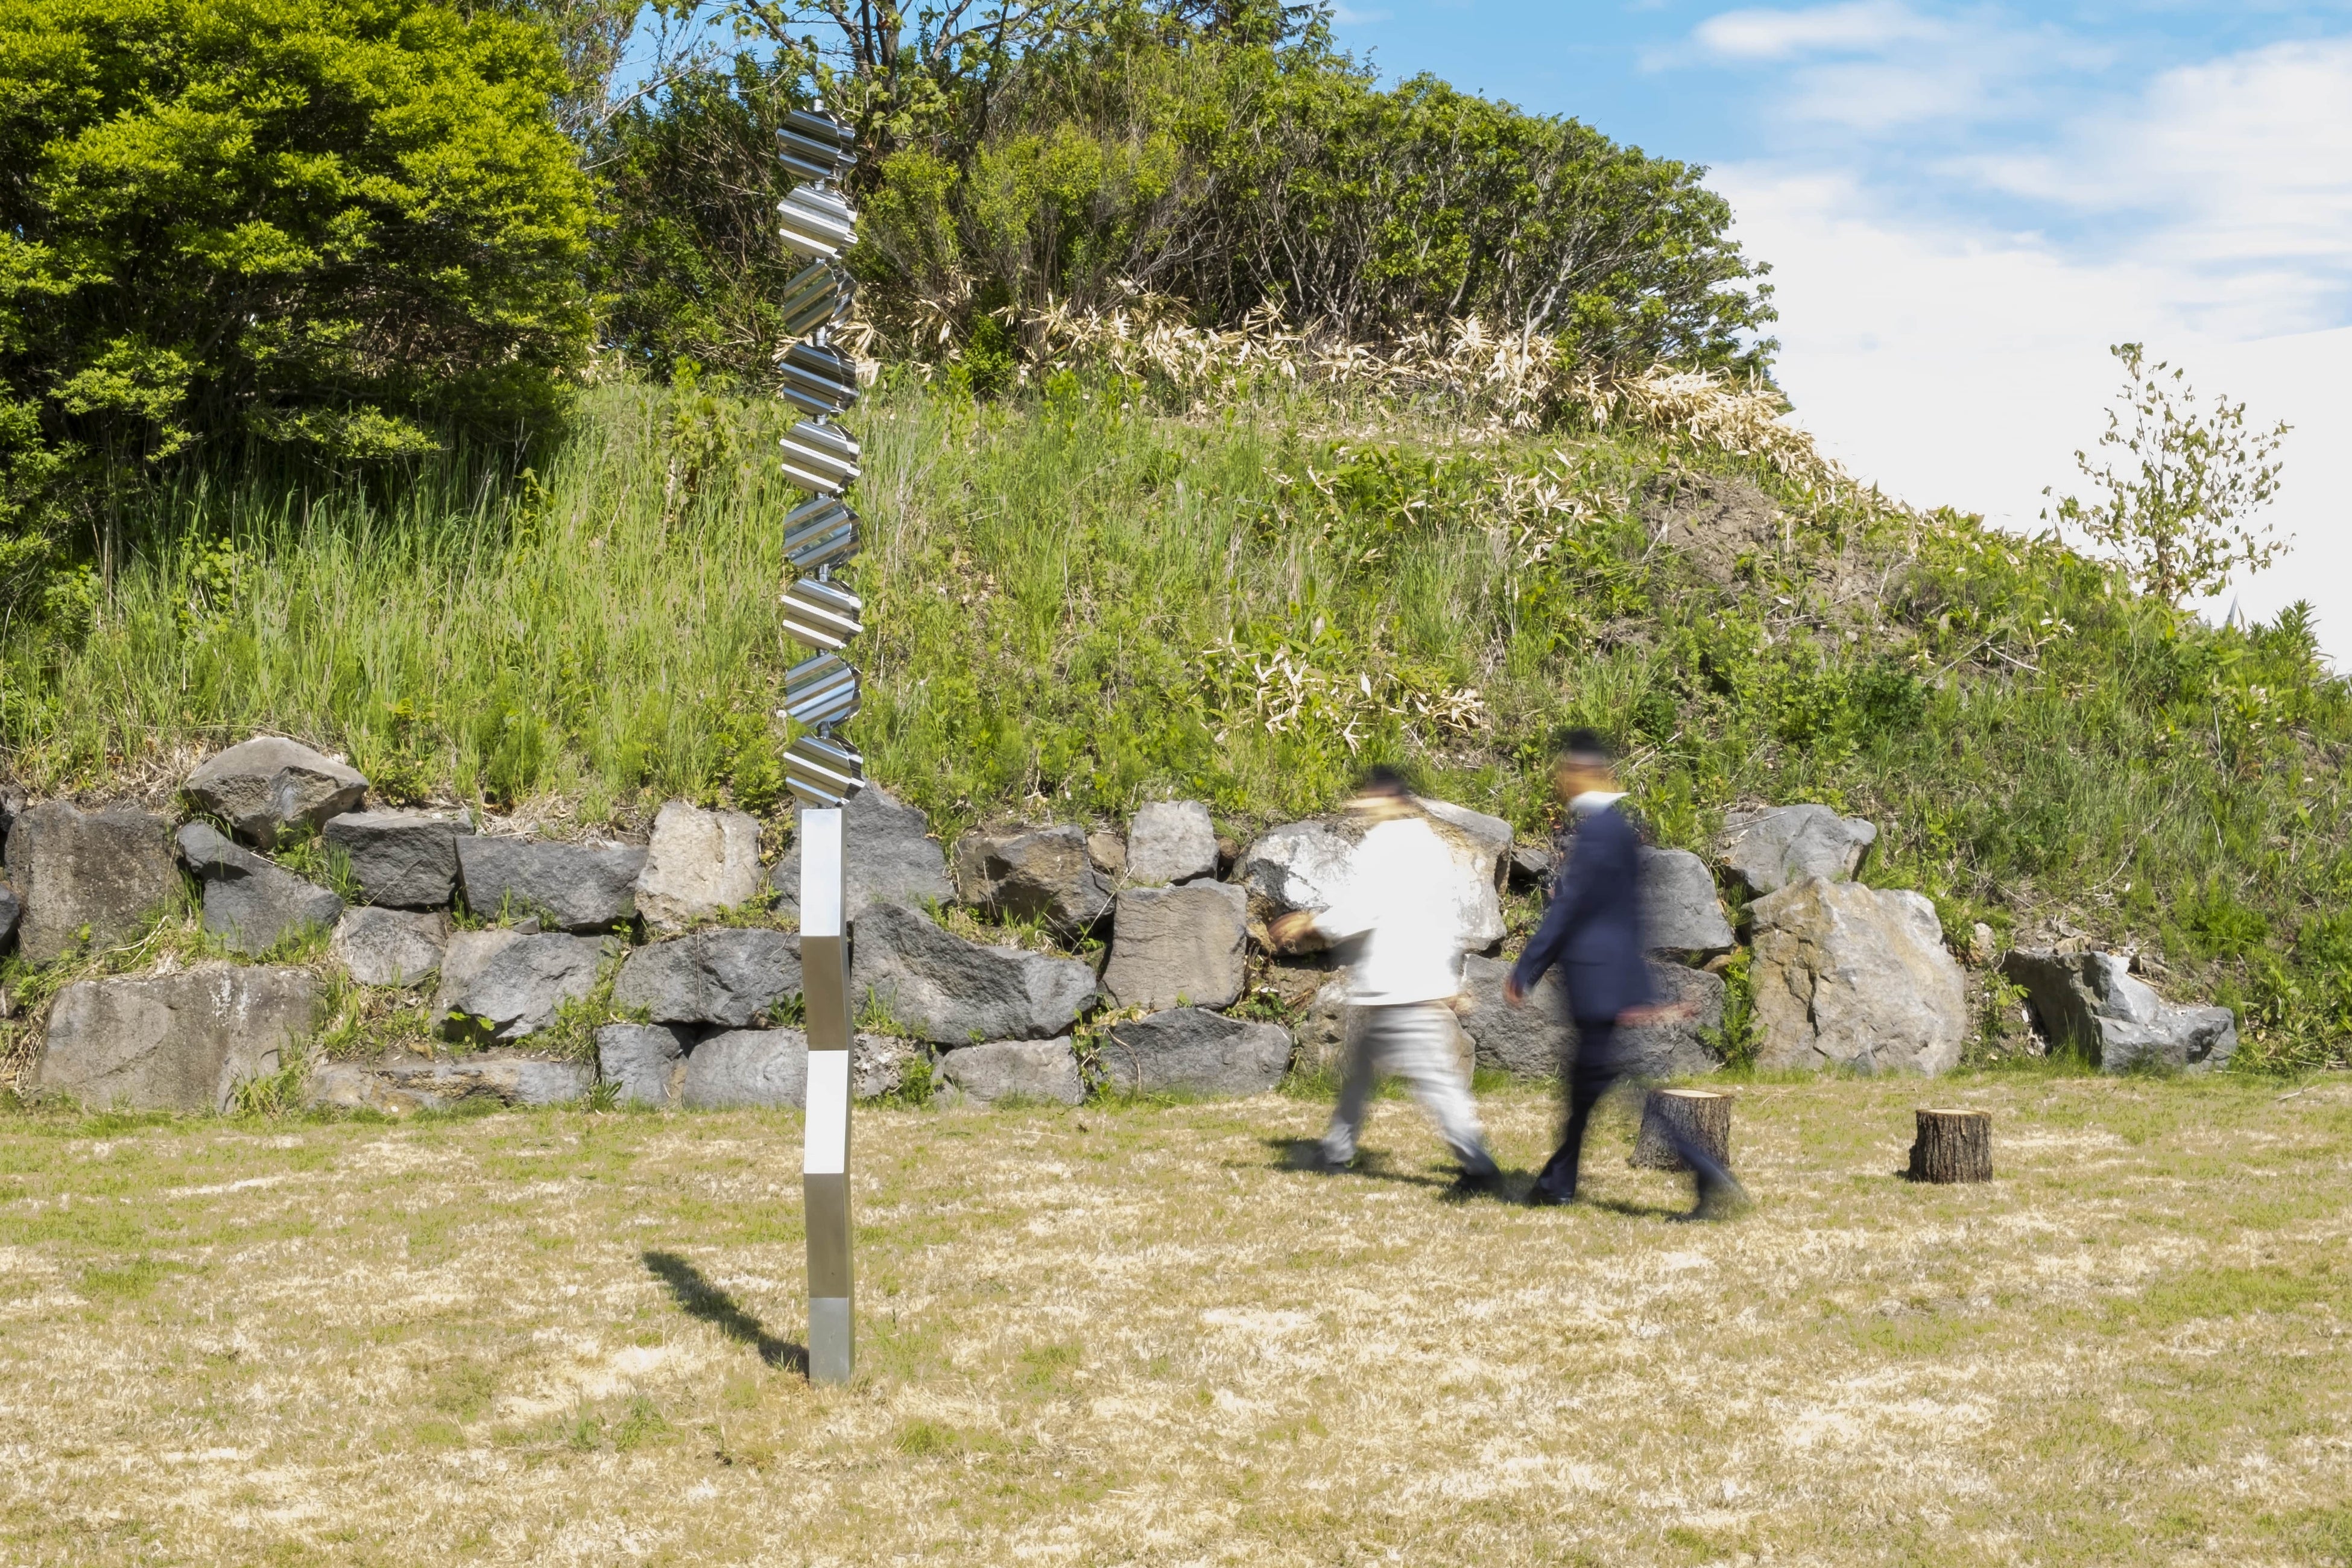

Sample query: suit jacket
[1512,800,1654,1026]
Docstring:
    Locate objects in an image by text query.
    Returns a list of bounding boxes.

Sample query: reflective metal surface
[782,495,861,574]
[777,338,861,417]
[783,732,865,809]
[777,183,856,261]
[780,576,862,651]
[777,262,854,340]
[780,651,861,727]
[777,417,862,495]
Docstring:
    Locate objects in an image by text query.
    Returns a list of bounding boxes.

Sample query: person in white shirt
[1271,767,1501,1188]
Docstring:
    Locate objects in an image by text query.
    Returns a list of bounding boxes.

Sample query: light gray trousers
[1321,1001,1497,1177]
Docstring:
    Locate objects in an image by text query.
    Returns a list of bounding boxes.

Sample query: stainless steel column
[772,100,865,1385]
[799,805,853,1383]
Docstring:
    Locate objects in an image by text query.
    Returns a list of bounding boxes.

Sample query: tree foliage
[0,0,595,618]
[589,49,815,381]
[591,2,1772,382]
[2043,343,2292,607]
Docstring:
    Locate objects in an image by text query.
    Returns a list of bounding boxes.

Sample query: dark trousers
[1535,1023,1737,1204]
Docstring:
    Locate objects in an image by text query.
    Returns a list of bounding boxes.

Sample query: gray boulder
[675,1029,905,1108]
[1291,979,1356,1075]
[769,785,953,918]
[7,803,178,965]
[176,821,344,956]
[1086,830,1127,881]
[1640,847,1734,955]
[1617,963,1729,1077]
[1507,841,1556,888]
[1717,804,1877,895]
[1101,881,1249,1012]
[39,964,321,1111]
[940,1038,1086,1105]
[308,1051,592,1113]
[433,929,611,1043]
[596,1022,693,1107]
[952,824,1113,934]
[636,800,765,932]
[681,1028,808,1108]
[852,1032,917,1100]
[613,928,800,1027]
[330,906,449,988]
[1236,811,1505,950]
[1750,876,1966,1075]
[2002,949,2237,1073]
[183,736,368,847]
[1097,1007,1292,1097]
[456,836,645,932]
[1233,820,1357,933]
[1455,954,1562,1078]
[0,881,19,951]
[1455,955,1723,1078]
[849,900,1096,1045]
[1127,801,1219,887]
[323,809,472,908]
[1421,798,1514,890]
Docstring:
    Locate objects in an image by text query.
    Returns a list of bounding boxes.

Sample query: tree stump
[1908,1108,1992,1183]
[1631,1089,1733,1172]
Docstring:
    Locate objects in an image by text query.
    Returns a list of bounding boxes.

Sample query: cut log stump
[1631,1088,1732,1172]
[1908,1108,1992,1183]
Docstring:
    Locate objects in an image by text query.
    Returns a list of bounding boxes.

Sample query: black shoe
[1525,1181,1576,1207]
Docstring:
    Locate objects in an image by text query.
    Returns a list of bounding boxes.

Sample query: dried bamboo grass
[961,289,1856,493]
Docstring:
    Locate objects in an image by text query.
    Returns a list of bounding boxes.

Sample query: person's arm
[1508,845,1586,1002]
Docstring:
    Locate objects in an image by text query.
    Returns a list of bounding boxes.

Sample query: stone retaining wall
[1,735,2231,1114]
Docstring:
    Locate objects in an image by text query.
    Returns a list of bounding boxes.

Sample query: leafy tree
[0,0,595,615]
[2043,343,2292,606]
[844,14,1771,372]
[590,50,818,382]
[587,3,1770,384]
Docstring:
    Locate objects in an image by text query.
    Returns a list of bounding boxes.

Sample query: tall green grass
[5,372,2348,1066]
[5,385,806,817]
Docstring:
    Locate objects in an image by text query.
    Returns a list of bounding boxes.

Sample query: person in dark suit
[1507,730,1743,1217]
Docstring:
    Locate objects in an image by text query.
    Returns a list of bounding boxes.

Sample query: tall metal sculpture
[773,101,864,1386]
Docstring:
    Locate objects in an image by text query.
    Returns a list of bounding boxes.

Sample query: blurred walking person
[1271,767,1501,1192]
[1507,730,1743,1218]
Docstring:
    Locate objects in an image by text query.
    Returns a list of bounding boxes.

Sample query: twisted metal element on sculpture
[772,101,868,813]
[773,101,864,1388]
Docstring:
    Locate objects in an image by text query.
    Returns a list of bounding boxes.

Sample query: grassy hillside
[5,373,2348,1068]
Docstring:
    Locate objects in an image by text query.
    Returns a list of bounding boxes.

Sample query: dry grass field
[2,1074,2349,1567]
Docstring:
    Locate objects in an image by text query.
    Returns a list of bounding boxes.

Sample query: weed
[1704,950,1757,1071]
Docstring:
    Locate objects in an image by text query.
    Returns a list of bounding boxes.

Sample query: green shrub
[0,0,594,617]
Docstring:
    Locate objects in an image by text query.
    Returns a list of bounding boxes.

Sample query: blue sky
[1325,2,2352,654]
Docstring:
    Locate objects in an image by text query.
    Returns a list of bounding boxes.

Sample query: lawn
[2,1075,2348,1566]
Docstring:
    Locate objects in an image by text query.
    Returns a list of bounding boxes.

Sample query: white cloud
[1958,38,2352,334]
[1682,2,2092,131]
[1693,1,1945,61]
[1718,167,2352,662]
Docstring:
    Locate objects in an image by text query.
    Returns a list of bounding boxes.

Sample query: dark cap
[1552,727,1614,765]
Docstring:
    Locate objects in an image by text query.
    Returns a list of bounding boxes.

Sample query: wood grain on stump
[1630,1088,1732,1172]
[1908,1107,1992,1183]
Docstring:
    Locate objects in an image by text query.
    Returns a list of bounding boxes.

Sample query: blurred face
[1554,759,1614,801]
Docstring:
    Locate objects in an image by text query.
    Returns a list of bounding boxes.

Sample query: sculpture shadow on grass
[643,1250,808,1373]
